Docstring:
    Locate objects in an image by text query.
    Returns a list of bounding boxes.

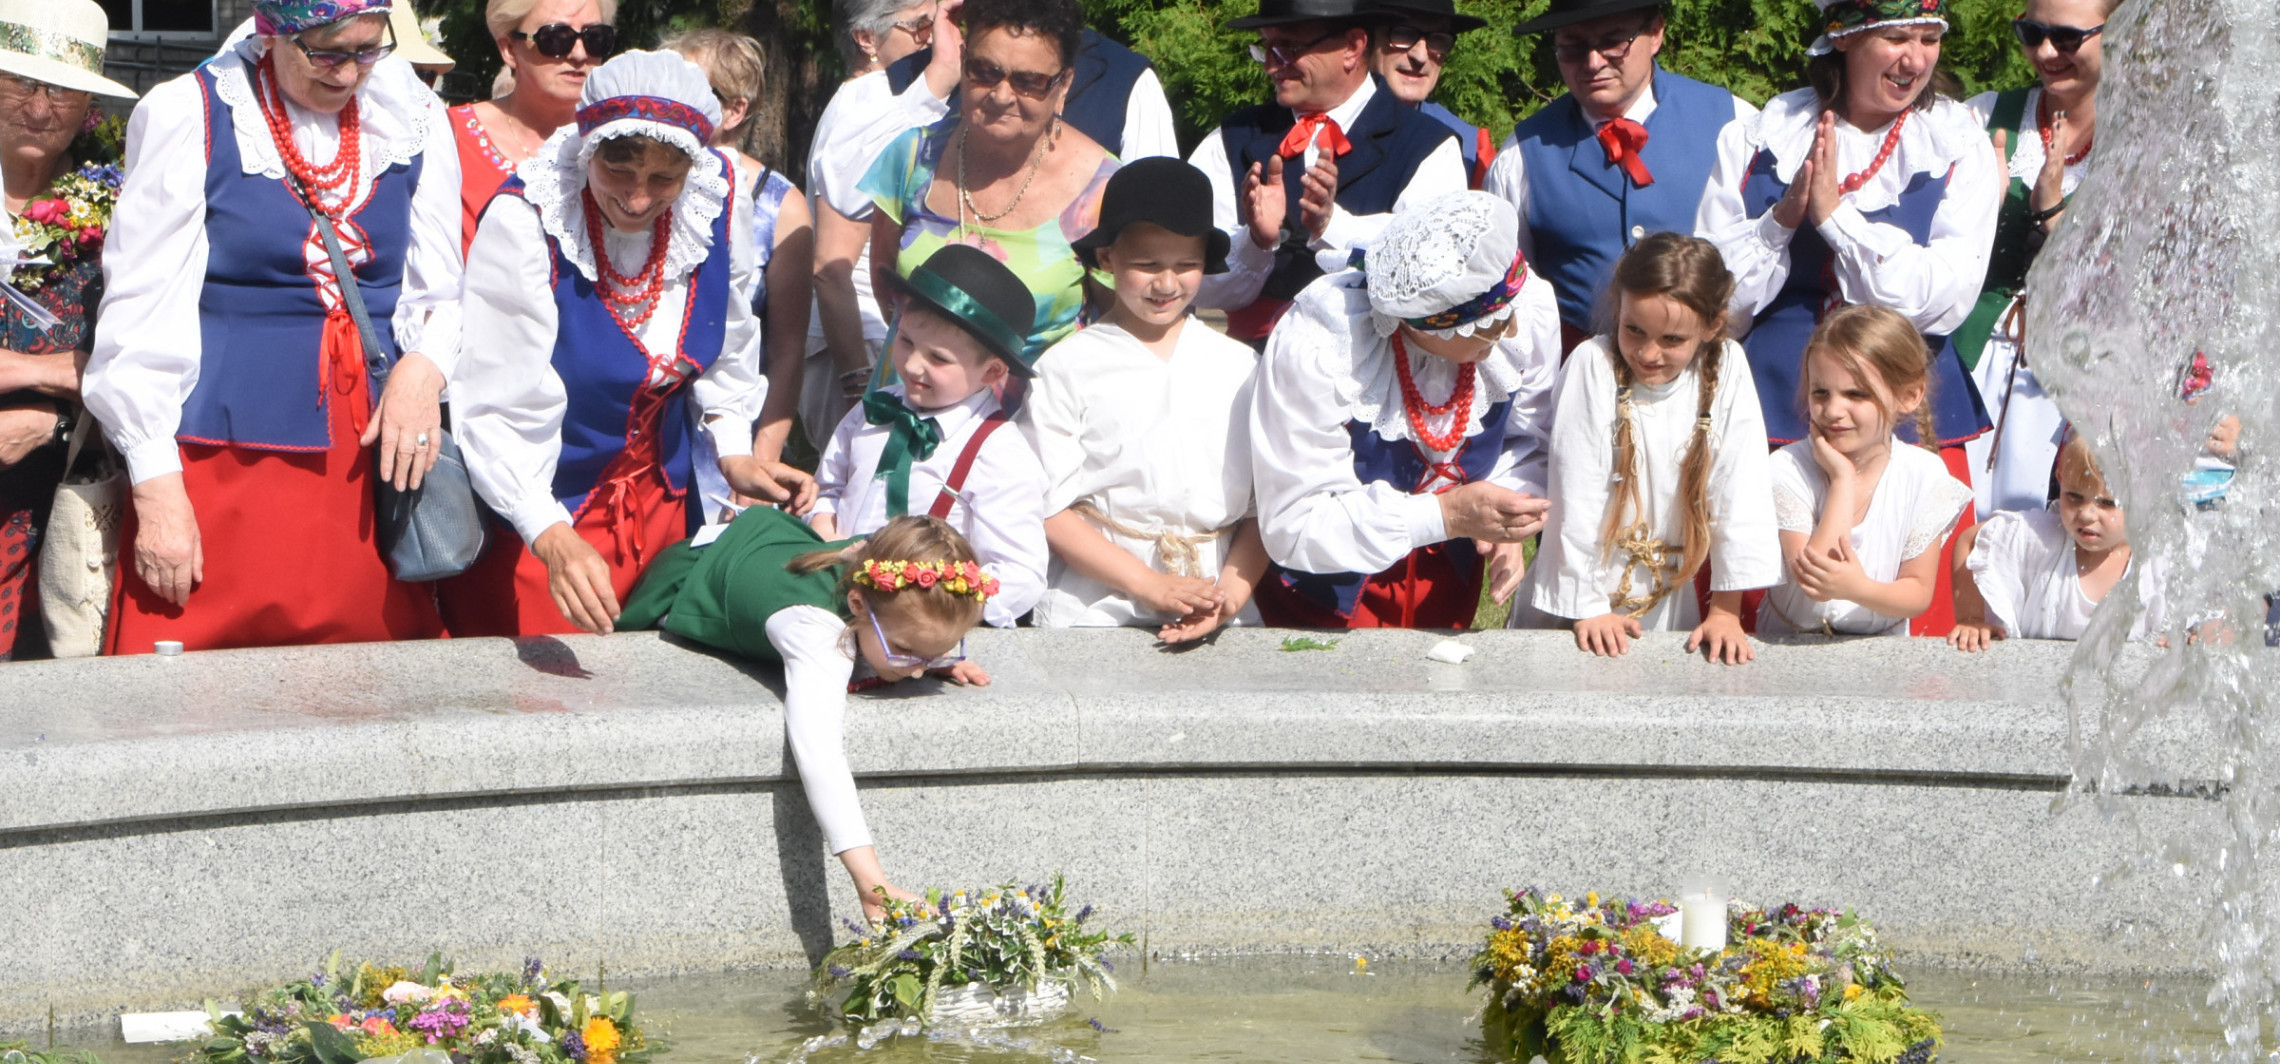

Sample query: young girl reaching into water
[620,507,995,921]
[1950,432,2160,649]
[1760,306,1975,637]
[1518,233,1783,664]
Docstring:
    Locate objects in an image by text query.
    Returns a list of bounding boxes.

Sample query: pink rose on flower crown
[914,567,939,589]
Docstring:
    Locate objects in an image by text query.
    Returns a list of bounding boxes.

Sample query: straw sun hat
[0,0,137,99]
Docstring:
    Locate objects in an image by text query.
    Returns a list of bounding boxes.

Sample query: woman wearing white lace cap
[84,0,462,652]
[1249,189,1560,629]
[447,50,803,637]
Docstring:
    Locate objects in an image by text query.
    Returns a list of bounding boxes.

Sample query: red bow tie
[1595,117,1654,187]
[1279,112,1353,160]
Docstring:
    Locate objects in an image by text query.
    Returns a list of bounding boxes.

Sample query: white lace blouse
[1693,88,2002,340]
[1249,269,1560,576]
[1760,439,1973,636]
[1967,506,2163,642]
[84,42,464,486]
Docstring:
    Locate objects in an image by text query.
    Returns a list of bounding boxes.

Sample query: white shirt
[1485,85,1757,262]
[1019,320,1261,628]
[768,603,872,855]
[84,43,465,486]
[1250,270,1559,575]
[806,70,953,346]
[1529,337,1783,629]
[1966,87,2091,197]
[1189,76,1470,311]
[1694,89,2002,339]
[1760,439,1973,636]
[454,173,767,546]
[811,383,1049,627]
[1967,506,2162,642]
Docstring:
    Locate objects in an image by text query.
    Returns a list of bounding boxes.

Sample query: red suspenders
[925,413,1012,520]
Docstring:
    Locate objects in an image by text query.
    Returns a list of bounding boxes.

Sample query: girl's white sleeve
[1706,345,1785,591]
[769,605,871,855]
[691,186,767,460]
[1768,444,1820,535]
[454,196,574,545]
[1964,509,2033,636]
[1818,133,2002,335]
[1695,117,1791,338]
[1531,344,1618,620]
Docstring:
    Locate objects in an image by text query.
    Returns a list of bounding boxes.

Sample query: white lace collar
[1288,272,1532,451]
[2002,87,2091,190]
[207,39,436,183]
[517,125,731,284]
[1743,87,1979,214]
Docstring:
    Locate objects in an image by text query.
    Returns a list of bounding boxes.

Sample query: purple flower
[829,966,852,978]
[523,956,544,985]
[899,950,923,961]
[1075,905,1095,925]
[1490,916,1512,931]
[562,1031,587,1061]
[1087,1018,1118,1033]
[406,999,471,1044]
[843,918,869,937]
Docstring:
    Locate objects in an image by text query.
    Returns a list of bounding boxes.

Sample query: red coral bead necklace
[2037,96,2093,167]
[1391,330,1476,454]
[252,53,362,217]
[582,189,672,335]
[1838,108,1909,196]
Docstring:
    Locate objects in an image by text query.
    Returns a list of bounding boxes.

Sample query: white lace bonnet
[1363,190,1529,340]
[568,49,724,168]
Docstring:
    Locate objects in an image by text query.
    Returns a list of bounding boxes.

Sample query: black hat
[887,245,1041,377]
[1070,158,1232,275]
[1511,0,1666,35]
[1227,0,1392,31]
[1377,0,1488,33]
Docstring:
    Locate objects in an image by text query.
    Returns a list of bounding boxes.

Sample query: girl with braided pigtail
[1513,233,1783,664]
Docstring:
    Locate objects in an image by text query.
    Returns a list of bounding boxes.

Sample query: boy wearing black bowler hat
[1019,158,1270,641]
[1483,0,1758,352]
[809,244,1050,628]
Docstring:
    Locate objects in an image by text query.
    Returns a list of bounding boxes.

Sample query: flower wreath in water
[1471,889,1942,1064]
[809,874,1132,1029]
[852,559,1000,602]
[190,953,652,1064]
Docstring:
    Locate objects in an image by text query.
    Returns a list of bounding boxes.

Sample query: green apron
[1952,89,2033,374]
[620,507,857,665]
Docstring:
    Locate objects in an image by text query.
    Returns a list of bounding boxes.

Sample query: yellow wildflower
[582,1016,622,1064]
[497,994,536,1017]
[1844,983,1865,1001]
[1485,928,1534,983]
[1585,892,1600,909]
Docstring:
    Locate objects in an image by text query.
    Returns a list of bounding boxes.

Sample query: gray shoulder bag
[295,181,491,582]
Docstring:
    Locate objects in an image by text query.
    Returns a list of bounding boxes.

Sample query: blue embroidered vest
[1275,402,1511,617]
[886,30,1153,156]
[1738,146,1990,445]
[485,169,735,521]
[1417,101,1483,187]
[1513,68,1732,333]
[1218,77,1459,304]
[178,65,419,451]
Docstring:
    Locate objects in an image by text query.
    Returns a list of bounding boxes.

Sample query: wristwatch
[52,404,74,445]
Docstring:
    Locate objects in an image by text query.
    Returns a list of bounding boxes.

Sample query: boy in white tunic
[1023,158,1269,640]
[809,244,1050,627]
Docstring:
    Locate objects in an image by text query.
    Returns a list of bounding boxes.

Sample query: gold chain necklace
[956,124,1049,231]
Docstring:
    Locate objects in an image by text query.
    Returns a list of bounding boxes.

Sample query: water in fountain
[2027,0,2280,1059]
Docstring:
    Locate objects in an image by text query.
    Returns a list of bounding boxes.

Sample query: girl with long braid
[1516,233,1781,664]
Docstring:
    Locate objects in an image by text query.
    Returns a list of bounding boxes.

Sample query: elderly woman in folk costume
[1693,0,2001,634]
[450,50,800,637]
[1249,190,1560,629]
[84,0,462,653]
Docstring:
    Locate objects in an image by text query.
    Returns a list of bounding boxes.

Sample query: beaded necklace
[581,189,673,347]
[1391,331,1476,454]
[2037,95,2093,167]
[954,124,1048,238]
[252,54,363,217]
[1837,108,1910,196]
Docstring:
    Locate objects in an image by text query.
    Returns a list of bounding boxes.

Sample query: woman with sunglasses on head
[84,0,462,653]
[1693,0,2000,635]
[1952,0,2114,520]
[859,0,1117,368]
[447,0,618,252]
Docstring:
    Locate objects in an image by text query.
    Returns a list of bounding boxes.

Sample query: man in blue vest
[1483,0,1757,351]
[1190,0,1466,344]
[1373,0,1496,189]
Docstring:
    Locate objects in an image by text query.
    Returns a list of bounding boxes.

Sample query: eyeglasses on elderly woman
[962,57,1066,99]
[0,72,92,107]
[291,18,399,69]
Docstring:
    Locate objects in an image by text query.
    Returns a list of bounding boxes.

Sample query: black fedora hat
[1511,0,1666,35]
[1227,0,1393,31]
[887,245,1041,377]
[1071,158,1232,275]
[1377,0,1488,33]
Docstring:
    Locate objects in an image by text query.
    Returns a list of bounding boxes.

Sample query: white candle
[1679,891,1727,952]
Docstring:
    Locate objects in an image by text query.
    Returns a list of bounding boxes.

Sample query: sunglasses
[891,13,934,45]
[1385,26,1456,59]
[865,608,967,671]
[511,22,618,60]
[2011,18,2103,53]
[963,58,1066,99]
[291,21,397,70]
[1249,29,1345,68]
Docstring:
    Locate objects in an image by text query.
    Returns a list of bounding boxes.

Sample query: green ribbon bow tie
[864,390,942,518]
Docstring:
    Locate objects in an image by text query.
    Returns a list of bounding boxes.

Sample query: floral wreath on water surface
[1471,888,1942,1064]
[189,953,653,1064]
[11,113,127,294]
[853,559,1000,602]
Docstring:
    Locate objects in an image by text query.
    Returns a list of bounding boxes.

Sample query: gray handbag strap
[292,180,393,393]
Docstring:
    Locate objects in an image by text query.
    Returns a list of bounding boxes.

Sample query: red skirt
[106,347,443,655]
[1254,541,1481,630]
[1908,444,1973,638]
[438,467,686,638]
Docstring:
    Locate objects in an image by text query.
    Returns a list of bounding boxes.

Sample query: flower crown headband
[854,559,1001,602]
